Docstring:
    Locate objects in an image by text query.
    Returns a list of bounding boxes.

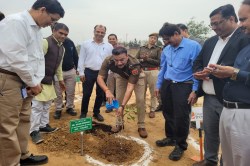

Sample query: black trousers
[160,79,192,150]
[81,68,104,115]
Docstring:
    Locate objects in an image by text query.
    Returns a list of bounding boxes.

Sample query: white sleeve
[77,42,86,76]
[0,19,38,87]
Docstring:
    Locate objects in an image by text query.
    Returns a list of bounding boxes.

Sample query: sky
[1,0,242,45]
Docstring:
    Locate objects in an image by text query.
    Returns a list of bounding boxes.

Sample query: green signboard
[69,117,92,133]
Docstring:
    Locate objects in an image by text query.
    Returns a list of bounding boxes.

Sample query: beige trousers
[116,73,146,128]
[144,70,159,112]
[54,68,77,110]
[0,73,32,166]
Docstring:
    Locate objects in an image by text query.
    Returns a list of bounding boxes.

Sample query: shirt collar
[145,44,157,49]
[171,37,185,51]
[91,38,104,44]
[52,35,63,46]
[24,10,40,29]
[218,28,237,41]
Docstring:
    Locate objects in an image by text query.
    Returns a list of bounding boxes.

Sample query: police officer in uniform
[97,46,148,138]
[136,33,162,118]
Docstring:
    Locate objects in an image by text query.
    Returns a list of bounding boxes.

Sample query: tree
[187,17,211,40]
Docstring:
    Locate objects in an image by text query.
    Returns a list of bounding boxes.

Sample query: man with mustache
[193,4,249,166]
[205,1,250,165]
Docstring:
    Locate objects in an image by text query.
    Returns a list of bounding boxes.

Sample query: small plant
[123,104,137,122]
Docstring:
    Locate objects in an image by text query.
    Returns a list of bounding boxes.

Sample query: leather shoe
[149,111,155,118]
[169,145,184,161]
[105,109,113,113]
[193,160,217,166]
[53,110,61,119]
[79,114,86,119]
[20,154,48,165]
[66,108,77,116]
[156,137,175,147]
[138,128,148,138]
[93,114,104,122]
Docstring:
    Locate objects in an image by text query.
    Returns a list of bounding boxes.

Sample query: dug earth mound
[38,121,144,165]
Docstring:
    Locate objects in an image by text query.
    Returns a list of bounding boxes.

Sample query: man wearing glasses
[193,4,249,166]
[0,0,64,165]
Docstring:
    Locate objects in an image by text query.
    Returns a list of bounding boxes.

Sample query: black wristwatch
[192,90,197,94]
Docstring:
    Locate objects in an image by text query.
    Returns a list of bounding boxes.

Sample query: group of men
[152,2,250,165]
[1,0,250,166]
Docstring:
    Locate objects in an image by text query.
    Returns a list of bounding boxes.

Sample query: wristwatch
[192,90,197,94]
[230,68,240,80]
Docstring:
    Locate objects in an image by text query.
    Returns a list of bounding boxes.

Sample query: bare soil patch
[27,84,203,166]
[38,120,144,165]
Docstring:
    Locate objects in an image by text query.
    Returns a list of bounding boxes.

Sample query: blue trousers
[80,68,104,115]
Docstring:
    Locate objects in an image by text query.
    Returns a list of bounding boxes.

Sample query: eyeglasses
[209,19,226,28]
[162,36,172,41]
[46,12,58,22]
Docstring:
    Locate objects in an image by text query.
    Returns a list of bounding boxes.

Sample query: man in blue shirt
[155,23,201,161]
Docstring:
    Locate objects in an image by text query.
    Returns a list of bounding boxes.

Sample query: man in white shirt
[78,25,113,121]
[0,0,64,165]
[193,4,249,166]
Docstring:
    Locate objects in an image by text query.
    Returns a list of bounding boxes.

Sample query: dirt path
[28,84,202,166]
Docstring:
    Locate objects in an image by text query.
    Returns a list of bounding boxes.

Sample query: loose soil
[28,82,204,166]
[39,121,144,165]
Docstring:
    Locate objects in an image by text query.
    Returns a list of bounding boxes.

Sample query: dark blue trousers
[161,79,192,150]
[81,68,104,115]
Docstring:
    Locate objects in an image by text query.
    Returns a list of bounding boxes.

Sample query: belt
[166,79,193,84]
[85,68,99,72]
[143,67,158,71]
[223,100,250,109]
[0,68,18,76]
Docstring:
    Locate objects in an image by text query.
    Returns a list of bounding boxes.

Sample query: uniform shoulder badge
[131,68,139,75]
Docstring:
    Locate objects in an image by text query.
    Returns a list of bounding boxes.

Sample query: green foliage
[124,104,137,121]
[127,38,141,48]
[187,17,211,40]
[156,40,163,47]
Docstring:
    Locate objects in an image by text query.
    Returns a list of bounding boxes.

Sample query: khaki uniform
[136,45,161,112]
[99,55,146,128]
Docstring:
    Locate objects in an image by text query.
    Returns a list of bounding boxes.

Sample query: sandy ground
[27,82,203,166]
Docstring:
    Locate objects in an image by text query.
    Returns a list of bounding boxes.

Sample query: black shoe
[168,145,184,161]
[20,154,48,165]
[105,109,113,113]
[30,131,44,144]
[39,124,59,133]
[193,159,217,166]
[156,137,175,147]
[190,121,196,129]
[79,113,86,119]
[155,105,162,112]
[66,108,77,116]
[53,110,61,119]
[93,114,104,122]
[101,101,106,107]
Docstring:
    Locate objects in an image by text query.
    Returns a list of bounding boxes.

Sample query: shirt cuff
[237,70,248,82]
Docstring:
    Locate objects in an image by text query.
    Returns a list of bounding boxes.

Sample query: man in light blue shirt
[155,23,201,161]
